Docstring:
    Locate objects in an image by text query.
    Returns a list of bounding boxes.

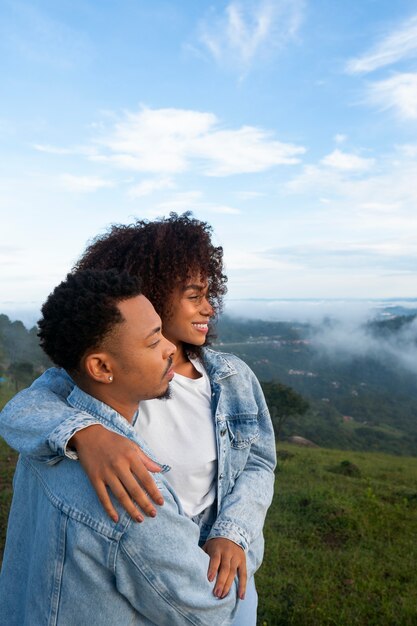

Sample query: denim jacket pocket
[226,417,259,449]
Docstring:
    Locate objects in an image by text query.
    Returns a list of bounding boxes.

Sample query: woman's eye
[150,340,160,348]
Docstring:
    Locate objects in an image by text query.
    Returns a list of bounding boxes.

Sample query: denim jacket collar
[67,385,139,427]
[201,348,237,382]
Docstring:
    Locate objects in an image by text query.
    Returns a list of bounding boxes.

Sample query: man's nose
[163,337,176,358]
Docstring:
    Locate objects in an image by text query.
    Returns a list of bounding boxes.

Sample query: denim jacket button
[219,473,224,480]
[220,428,227,437]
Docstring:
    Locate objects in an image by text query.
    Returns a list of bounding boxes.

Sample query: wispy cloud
[89,106,305,176]
[156,191,241,215]
[29,107,304,191]
[334,134,347,144]
[321,149,375,172]
[346,14,417,74]
[198,0,305,73]
[287,148,417,213]
[265,238,417,272]
[366,73,417,120]
[237,190,265,200]
[127,177,175,198]
[33,144,75,155]
[285,147,417,270]
[33,144,98,157]
[60,174,115,193]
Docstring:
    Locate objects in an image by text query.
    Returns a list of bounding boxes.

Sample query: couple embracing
[0,213,276,625]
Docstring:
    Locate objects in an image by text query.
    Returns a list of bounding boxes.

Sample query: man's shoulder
[21,454,187,543]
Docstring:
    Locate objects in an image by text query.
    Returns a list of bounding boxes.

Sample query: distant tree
[261,381,309,442]
[7,362,35,392]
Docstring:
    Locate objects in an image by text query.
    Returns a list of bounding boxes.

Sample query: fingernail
[112,515,118,523]
[240,593,245,600]
[156,497,164,505]
[136,514,144,523]
[149,509,157,517]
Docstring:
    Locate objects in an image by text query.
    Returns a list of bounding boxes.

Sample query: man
[0,269,242,625]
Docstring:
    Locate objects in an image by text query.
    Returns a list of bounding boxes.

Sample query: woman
[0,213,276,625]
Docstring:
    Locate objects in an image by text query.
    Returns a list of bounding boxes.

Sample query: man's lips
[165,367,175,380]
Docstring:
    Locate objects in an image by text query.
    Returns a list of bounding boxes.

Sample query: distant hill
[215,314,417,457]
[0,314,50,392]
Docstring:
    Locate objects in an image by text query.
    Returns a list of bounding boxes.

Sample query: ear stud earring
[108,376,113,382]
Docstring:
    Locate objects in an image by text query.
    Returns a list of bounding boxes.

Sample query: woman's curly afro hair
[74,212,228,328]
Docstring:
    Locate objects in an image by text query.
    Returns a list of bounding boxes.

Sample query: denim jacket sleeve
[206,359,276,559]
[0,368,114,462]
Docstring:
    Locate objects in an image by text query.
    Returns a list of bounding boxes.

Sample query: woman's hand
[70,425,164,523]
[202,537,247,600]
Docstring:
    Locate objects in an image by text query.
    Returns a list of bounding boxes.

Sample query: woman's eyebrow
[184,283,207,291]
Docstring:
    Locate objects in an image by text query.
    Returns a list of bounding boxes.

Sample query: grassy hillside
[256,445,417,625]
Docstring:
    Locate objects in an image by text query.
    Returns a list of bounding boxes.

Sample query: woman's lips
[192,323,209,333]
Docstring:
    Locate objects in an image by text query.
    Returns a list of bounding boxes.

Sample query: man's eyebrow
[145,326,161,339]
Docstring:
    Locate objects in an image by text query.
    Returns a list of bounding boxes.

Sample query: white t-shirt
[135,358,217,517]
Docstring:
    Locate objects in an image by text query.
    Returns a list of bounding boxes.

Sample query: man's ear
[83,352,114,384]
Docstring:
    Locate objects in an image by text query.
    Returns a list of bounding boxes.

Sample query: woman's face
[162,276,214,348]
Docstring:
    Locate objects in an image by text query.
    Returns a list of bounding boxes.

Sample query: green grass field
[1,429,417,624]
[256,446,417,625]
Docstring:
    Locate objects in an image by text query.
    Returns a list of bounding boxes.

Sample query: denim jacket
[0,384,243,625]
[0,349,276,573]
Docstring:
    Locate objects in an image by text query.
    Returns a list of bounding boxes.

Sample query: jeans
[232,577,258,626]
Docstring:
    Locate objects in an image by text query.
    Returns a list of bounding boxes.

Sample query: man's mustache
[163,357,173,378]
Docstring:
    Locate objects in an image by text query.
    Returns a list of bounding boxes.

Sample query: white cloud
[225,248,289,270]
[366,73,417,120]
[321,150,375,172]
[262,236,417,280]
[90,106,304,177]
[346,14,417,74]
[33,144,74,155]
[156,190,203,209]
[396,143,417,157]
[334,134,347,144]
[198,0,305,73]
[321,149,375,172]
[197,125,304,175]
[60,174,115,193]
[33,144,98,157]
[237,190,265,200]
[156,191,240,215]
[127,177,175,198]
[286,148,417,237]
[208,205,240,215]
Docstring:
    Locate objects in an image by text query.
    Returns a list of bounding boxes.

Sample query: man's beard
[156,383,172,401]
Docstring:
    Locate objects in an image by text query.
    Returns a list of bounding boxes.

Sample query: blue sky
[1,0,417,323]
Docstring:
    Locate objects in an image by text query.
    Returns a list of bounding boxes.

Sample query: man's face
[108,295,175,404]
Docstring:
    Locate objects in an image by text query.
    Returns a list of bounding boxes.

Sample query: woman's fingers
[202,537,247,599]
[71,425,164,520]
